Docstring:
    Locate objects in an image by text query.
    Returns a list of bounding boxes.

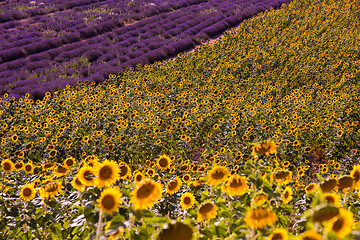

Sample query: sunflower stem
[250,228,256,240]
[96,210,104,240]
[0,171,5,221]
[43,204,48,240]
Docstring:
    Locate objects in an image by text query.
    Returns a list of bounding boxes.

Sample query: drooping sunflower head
[95,160,120,188]
[40,181,63,200]
[20,184,37,201]
[72,176,86,191]
[157,154,172,171]
[305,183,317,194]
[320,178,337,193]
[223,175,249,196]
[54,165,69,178]
[271,170,292,186]
[252,193,268,206]
[297,230,323,240]
[350,165,360,190]
[244,207,278,229]
[97,187,122,215]
[130,178,163,210]
[337,175,354,190]
[166,177,182,195]
[180,192,196,210]
[157,221,193,240]
[1,159,14,173]
[207,166,229,185]
[43,161,56,171]
[197,202,218,222]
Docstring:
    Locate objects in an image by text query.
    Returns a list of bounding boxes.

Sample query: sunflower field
[1,0,360,239]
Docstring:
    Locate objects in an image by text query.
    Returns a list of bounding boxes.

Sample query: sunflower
[320,178,337,193]
[267,228,288,240]
[337,175,353,192]
[43,161,56,171]
[197,202,218,222]
[182,174,191,183]
[20,184,37,201]
[108,226,125,239]
[97,187,122,215]
[222,175,249,196]
[297,230,323,240]
[134,172,145,183]
[252,140,277,158]
[64,157,76,168]
[24,162,34,174]
[323,193,341,207]
[54,165,69,178]
[253,193,268,206]
[95,160,120,188]
[157,221,193,240]
[207,166,229,185]
[157,154,172,171]
[1,159,14,173]
[72,176,86,191]
[350,165,360,190]
[324,208,353,239]
[244,207,278,229]
[305,183,317,194]
[166,177,182,195]
[40,181,63,200]
[270,170,292,186]
[77,166,96,186]
[14,161,24,171]
[130,178,163,210]
[282,186,293,204]
[146,168,155,178]
[119,163,131,180]
[180,192,195,210]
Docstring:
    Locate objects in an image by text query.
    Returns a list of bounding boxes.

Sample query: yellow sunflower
[180,192,196,210]
[244,207,278,229]
[305,183,317,194]
[77,166,96,186]
[222,175,249,196]
[324,208,353,239]
[53,164,69,178]
[182,174,191,183]
[1,159,14,173]
[20,184,37,201]
[97,187,122,215]
[282,186,293,204]
[95,160,120,188]
[323,193,341,207]
[42,161,56,171]
[72,176,86,191]
[207,166,229,185]
[252,140,277,158]
[252,193,268,206]
[268,228,288,240]
[40,181,63,200]
[157,154,172,171]
[297,230,323,240]
[351,165,360,190]
[197,202,218,222]
[119,163,131,180]
[134,172,145,183]
[64,157,76,168]
[14,161,24,171]
[166,177,182,195]
[130,178,163,210]
[24,162,34,174]
[270,170,292,186]
[320,178,337,193]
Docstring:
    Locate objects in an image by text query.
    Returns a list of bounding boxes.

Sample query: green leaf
[263,185,280,198]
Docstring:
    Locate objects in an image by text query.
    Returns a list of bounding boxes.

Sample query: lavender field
[0,0,290,100]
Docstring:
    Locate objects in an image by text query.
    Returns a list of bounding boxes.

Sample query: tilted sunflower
[1,159,14,173]
[297,230,323,240]
[53,164,69,178]
[157,154,172,171]
[207,166,229,186]
[252,140,277,158]
[350,165,360,190]
[324,208,353,239]
[14,161,24,172]
[39,181,63,200]
[134,172,145,183]
[166,177,182,195]
[95,160,120,188]
[244,207,278,229]
[222,175,249,196]
[323,193,341,207]
[77,166,96,187]
[252,193,268,206]
[305,183,317,194]
[20,184,37,201]
[320,178,337,193]
[72,176,86,191]
[282,186,293,204]
[197,202,218,222]
[267,228,288,240]
[270,170,292,186]
[119,163,131,180]
[97,187,122,215]
[180,192,196,210]
[130,178,163,210]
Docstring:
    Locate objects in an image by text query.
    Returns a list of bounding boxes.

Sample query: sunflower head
[244,207,278,229]
[77,166,96,186]
[119,163,131,180]
[197,202,218,222]
[64,157,76,168]
[180,192,195,210]
[166,177,182,195]
[223,175,249,196]
[24,162,34,174]
[20,184,37,201]
[324,208,353,239]
[157,154,172,170]
[97,187,122,215]
[207,166,229,185]
[130,178,163,210]
[282,186,293,204]
[267,228,288,240]
[95,160,120,188]
[1,159,14,173]
[350,165,360,190]
[157,221,193,240]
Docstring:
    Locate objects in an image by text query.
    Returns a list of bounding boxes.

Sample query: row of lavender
[0,0,291,100]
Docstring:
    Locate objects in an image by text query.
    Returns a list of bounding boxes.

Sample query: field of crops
[1,0,360,239]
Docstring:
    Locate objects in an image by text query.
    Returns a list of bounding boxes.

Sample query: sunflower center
[84,170,93,180]
[46,184,58,193]
[100,166,113,179]
[275,171,289,180]
[168,181,178,190]
[102,195,115,210]
[57,166,66,173]
[120,166,128,177]
[325,196,335,204]
[306,185,315,191]
[271,233,284,240]
[184,196,191,204]
[15,163,22,169]
[137,183,155,199]
[184,175,190,181]
[75,178,83,186]
[284,191,289,199]
[66,159,74,166]
[3,162,11,171]
[199,203,213,214]
[25,165,32,171]
[229,179,243,188]
[23,187,32,196]
[211,170,225,180]
[354,171,360,182]
[332,217,345,232]
[158,158,169,168]
[136,174,143,182]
